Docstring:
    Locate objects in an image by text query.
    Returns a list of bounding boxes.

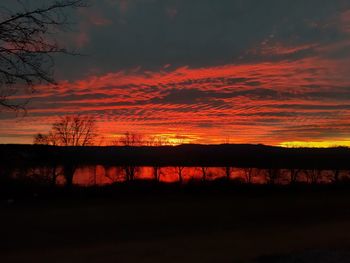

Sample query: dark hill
[0,144,349,170]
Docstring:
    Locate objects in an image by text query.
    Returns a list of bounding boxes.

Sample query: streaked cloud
[1,0,350,145]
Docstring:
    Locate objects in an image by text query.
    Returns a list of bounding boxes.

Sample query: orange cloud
[1,50,349,146]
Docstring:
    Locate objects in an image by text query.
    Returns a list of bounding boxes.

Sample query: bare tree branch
[34,115,97,146]
[0,0,87,111]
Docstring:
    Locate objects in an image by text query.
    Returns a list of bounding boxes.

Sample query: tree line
[0,114,347,188]
[33,115,181,147]
[3,163,350,188]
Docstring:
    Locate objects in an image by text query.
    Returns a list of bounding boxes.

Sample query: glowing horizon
[1,1,350,147]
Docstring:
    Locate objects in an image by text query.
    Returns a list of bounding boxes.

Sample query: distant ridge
[1,143,349,170]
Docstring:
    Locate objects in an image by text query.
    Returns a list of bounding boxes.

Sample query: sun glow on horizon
[279,140,350,148]
[103,132,200,146]
[154,133,196,146]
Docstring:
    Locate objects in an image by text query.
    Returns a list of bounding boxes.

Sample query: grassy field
[2,188,350,262]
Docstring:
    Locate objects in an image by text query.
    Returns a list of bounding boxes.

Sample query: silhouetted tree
[33,130,62,186]
[29,166,60,186]
[175,166,185,183]
[242,168,259,184]
[88,165,97,186]
[63,163,76,187]
[118,132,144,146]
[222,166,234,180]
[147,135,170,182]
[151,166,162,182]
[288,168,301,184]
[102,166,124,183]
[305,169,323,184]
[146,135,170,146]
[34,115,97,146]
[199,166,210,182]
[33,115,97,186]
[116,132,143,181]
[0,0,86,110]
[48,165,59,186]
[265,168,281,185]
[122,165,138,182]
[52,115,97,146]
[33,131,58,145]
[330,169,341,184]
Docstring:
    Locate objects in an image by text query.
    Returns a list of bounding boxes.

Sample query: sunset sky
[1,0,350,146]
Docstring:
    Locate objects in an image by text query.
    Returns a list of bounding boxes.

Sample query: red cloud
[2,45,350,146]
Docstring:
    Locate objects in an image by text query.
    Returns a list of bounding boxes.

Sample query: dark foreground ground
[2,186,350,263]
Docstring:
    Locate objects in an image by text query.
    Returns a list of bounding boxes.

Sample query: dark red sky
[1,0,350,146]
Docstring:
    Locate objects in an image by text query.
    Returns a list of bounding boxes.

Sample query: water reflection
[9,165,349,186]
[73,166,229,185]
[71,166,346,186]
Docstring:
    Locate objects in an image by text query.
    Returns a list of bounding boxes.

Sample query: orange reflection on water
[73,166,243,185]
